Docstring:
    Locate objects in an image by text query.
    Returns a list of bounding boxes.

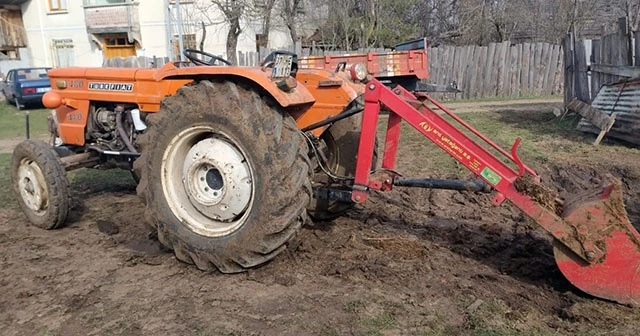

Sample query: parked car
[0,67,51,110]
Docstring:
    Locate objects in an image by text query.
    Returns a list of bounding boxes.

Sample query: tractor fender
[154,66,316,108]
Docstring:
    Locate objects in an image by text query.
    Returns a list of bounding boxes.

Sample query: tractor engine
[87,104,146,153]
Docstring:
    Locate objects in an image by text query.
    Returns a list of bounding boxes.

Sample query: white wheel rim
[162,126,254,238]
[17,159,49,215]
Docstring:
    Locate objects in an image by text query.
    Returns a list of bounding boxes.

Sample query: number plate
[36,87,51,93]
[272,54,293,78]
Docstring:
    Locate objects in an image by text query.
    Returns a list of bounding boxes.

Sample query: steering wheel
[183,48,232,66]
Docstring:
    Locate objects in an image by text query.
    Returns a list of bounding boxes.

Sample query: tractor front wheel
[134,80,312,273]
[11,140,69,229]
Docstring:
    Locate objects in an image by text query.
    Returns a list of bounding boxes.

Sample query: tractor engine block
[93,107,117,132]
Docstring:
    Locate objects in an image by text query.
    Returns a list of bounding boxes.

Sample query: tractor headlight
[350,63,368,82]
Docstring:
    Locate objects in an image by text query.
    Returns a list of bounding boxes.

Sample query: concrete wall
[0,48,31,75]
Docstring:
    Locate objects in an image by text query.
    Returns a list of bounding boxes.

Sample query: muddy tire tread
[11,140,69,229]
[134,80,312,273]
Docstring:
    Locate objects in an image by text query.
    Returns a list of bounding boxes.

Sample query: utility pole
[164,0,173,60]
[175,0,185,62]
[165,0,185,61]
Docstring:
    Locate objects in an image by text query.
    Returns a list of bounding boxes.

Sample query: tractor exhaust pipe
[393,177,491,193]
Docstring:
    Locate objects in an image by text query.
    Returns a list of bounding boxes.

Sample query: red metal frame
[351,79,604,263]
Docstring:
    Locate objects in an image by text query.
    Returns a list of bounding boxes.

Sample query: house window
[52,39,74,67]
[48,0,68,11]
[102,34,137,59]
[0,49,19,60]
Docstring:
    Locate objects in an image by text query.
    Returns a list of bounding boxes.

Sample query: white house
[1,0,303,70]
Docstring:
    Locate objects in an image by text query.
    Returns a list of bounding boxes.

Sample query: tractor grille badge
[88,82,134,92]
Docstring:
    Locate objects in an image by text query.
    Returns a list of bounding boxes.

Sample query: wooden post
[591,39,601,99]
[566,98,617,146]
[635,31,640,67]
[618,17,632,66]
[563,34,574,106]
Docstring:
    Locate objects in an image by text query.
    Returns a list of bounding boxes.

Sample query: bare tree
[282,0,304,45]
[259,0,277,48]
[211,0,248,64]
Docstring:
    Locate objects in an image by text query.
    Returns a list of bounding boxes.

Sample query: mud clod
[96,219,119,235]
[514,175,561,214]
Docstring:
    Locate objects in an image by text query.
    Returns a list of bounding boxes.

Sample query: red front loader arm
[351,79,640,305]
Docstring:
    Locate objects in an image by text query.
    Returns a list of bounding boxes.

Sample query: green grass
[0,102,50,139]
[0,153,17,210]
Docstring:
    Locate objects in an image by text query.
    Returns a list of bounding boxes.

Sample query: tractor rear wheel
[134,80,312,273]
[11,140,69,229]
[307,115,377,221]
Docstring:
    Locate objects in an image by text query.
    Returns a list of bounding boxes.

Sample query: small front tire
[11,140,69,229]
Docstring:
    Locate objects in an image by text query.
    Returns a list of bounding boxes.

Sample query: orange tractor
[11,47,640,305]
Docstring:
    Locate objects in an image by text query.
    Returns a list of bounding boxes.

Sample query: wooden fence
[105,41,564,101]
[426,42,564,99]
[565,17,640,104]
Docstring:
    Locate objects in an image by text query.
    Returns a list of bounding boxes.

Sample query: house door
[103,34,136,59]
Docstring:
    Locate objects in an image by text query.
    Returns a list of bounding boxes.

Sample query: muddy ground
[2,102,640,335]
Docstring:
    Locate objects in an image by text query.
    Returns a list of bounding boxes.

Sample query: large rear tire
[11,140,69,229]
[307,115,377,221]
[134,80,312,273]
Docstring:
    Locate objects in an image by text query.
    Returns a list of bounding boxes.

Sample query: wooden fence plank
[532,43,540,95]
[483,43,496,98]
[605,34,611,84]
[544,44,557,95]
[563,36,573,105]
[528,43,536,97]
[553,45,564,95]
[497,41,510,97]
[520,43,531,96]
[537,43,550,95]
[635,31,640,67]
[474,46,487,98]
[462,46,475,98]
[468,46,478,98]
[590,40,601,99]
[429,47,438,82]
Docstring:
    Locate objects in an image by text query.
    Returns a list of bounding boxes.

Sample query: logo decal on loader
[419,121,433,132]
[88,82,134,92]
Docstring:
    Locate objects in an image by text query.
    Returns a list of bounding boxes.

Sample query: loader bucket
[553,175,640,305]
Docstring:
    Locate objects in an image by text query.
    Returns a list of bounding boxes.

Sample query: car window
[16,69,49,80]
[7,71,13,82]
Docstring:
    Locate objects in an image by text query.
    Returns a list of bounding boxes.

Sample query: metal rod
[301,104,363,132]
[25,111,30,139]
[393,177,492,193]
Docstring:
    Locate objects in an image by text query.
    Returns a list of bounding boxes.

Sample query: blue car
[1,68,52,110]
